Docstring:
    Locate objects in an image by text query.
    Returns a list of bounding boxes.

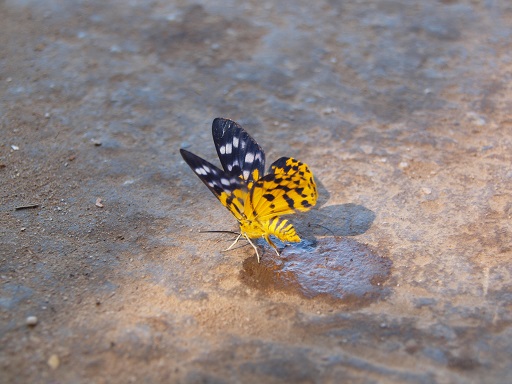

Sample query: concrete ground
[1,0,511,383]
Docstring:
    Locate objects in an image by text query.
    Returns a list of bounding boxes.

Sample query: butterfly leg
[223,233,242,252]
[264,234,281,256]
[244,234,261,263]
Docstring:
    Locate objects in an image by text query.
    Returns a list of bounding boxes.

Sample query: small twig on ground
[14,204,39,211]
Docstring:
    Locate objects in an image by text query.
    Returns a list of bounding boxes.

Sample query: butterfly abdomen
[265,217,300,243]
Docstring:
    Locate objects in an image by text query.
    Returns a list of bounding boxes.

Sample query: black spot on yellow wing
[283,193,295,209]
[249,157,318,221]
[262,193,275,201]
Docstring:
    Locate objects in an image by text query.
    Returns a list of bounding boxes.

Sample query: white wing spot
[202,166,211,174]
[245,152,255,163]
[243,170,250,180]
[233,136,239,148]
[195,167,207,175]
[228,164,233,171]
[221,178,230,186]
[219,145,226,154]
[226,143,232,154]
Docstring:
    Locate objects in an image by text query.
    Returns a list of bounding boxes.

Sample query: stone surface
[1,0,511,383]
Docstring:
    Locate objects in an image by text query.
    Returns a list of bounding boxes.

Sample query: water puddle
[240,237,392,305]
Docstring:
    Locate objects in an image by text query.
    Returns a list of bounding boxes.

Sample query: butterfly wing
[180,148,247,220]
[249,157,318,222]
[212,118,266,183]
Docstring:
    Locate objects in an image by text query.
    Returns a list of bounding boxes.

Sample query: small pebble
[467,111,486,126]
[360,145,373,154]
[422,187,432,195]
[321,107,336,115]
[26,316,38,326]
[47,354,60,370]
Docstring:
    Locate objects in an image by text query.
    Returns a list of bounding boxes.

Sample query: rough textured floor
[1,1,511,383]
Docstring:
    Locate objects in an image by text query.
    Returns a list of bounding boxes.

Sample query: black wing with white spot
[212,118,266,183]
[180,148,247,220]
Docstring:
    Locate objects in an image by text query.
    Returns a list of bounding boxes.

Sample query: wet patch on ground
[240,237,392,304]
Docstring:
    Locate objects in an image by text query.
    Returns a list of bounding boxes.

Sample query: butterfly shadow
[293,178,376,239]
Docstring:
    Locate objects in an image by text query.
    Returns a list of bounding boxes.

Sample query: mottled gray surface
[1,0,511,383]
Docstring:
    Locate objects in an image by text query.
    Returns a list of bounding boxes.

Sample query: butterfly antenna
[199,230,241,235]
[308,223,335,236]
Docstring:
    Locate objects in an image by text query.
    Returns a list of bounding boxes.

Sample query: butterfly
[180,118,318,262]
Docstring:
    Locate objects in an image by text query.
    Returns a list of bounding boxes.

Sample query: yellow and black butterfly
[180,118,317,262]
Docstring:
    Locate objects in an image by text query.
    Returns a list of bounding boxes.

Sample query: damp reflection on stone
[240,237,392,305]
